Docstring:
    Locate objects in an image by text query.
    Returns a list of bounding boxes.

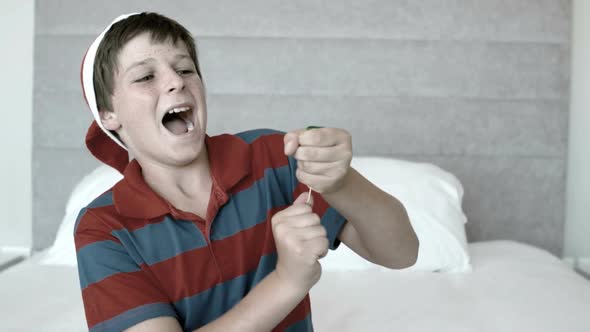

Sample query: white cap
[81,13,139,151]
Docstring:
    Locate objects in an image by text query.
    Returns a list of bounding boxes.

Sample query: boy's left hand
[284,128,353,195]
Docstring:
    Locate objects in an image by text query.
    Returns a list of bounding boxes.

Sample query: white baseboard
[562,257,576,268]
[578,258,590,274]
[563,256,590,277]
[0,247,29,272]
[0,246,31,257]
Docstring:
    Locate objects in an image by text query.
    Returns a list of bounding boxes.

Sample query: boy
[76,12,418,332]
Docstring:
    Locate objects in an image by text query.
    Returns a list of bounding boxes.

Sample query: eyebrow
[123,54,192,75]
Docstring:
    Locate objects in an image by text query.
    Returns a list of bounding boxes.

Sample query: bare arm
[284,128,419,269]
[323,167,419,269]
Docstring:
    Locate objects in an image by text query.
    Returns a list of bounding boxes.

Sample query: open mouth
[161,106,195,135]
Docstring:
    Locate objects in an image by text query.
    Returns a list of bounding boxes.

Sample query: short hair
[93,12,203,112]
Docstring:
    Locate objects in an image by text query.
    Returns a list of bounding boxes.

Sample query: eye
[134,74,154,83]
[177,69,195,76]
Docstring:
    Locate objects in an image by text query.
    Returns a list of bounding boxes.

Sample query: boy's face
[101,32,207,168]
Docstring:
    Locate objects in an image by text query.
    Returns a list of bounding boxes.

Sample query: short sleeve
[74,210,177,332]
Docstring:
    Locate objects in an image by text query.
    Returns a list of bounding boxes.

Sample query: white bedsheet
[0,252,85,331]
[0,241,588,331]
[311,241,590,331]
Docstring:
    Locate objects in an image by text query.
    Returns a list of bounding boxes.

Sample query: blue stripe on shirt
[211,165,292,241]
[177,252,278,330]
[89,302,177,332]
[235,128,284,144]
[286,313,314,332]
[111,216,208,266]
[321,207,347,250]
[77,240,142,289]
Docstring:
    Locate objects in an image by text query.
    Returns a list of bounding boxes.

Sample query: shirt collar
[112,134,251,219]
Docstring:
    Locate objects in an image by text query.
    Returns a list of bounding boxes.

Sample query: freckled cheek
[186,81,207,128]
[125,89,159,116]
[118,104,158,129]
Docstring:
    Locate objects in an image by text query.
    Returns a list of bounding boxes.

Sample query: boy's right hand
[271,193,329,293]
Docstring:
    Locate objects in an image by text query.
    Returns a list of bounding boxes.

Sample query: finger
[293,192,309,205]
[297,225,327,240]
[296,169,331,191]
[298,128,343,147]
[294,146,346,162]
[305,237,329,260]
[280,193,315,218]
[282,213,321,228]
[280,202,313,218]
[283,225,323,241]
[284,129,306,156]
[298,160,342,176]
[291,188,315,207]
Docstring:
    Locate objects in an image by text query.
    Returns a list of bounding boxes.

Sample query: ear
[99,110,121,131]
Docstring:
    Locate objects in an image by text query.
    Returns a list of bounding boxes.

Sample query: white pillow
[321,157,471,273]
[41,165,123,266]
[43,157,471,272]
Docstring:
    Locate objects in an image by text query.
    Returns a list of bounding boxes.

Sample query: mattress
[0,252,85,331]
[0,241,589,331]
[310,240,590,331]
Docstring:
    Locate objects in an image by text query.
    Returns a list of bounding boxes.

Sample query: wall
[564,0,590,264]
[0,0,34,254]
[33,0,571,254]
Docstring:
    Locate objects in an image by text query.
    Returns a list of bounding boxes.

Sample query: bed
[1,240,589,331]
[18,2,580,330]
[2,157,590,331]
[312,241,590,332]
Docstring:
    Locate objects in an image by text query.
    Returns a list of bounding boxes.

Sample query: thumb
[293,192,313,206]
[284,129,306,156]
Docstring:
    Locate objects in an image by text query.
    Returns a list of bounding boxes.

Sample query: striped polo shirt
[74,129,347,332]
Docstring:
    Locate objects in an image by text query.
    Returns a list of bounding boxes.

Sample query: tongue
[163,117,188,135]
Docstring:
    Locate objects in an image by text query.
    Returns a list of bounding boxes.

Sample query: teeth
[184,117,194,131]
[167,106,191,114]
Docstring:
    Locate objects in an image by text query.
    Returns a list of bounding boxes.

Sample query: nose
[165,69,185,93]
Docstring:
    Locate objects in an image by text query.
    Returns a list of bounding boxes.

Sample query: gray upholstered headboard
[33,0,571,255]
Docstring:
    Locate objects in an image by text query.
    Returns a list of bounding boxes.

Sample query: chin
[168,142,205,166]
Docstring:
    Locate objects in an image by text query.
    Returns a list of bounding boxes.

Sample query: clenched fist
[272,193,329,293]
[284,127,353,195]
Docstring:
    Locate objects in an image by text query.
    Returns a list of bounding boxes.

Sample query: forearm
[194,271,307,332]
[323,167,418,268]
